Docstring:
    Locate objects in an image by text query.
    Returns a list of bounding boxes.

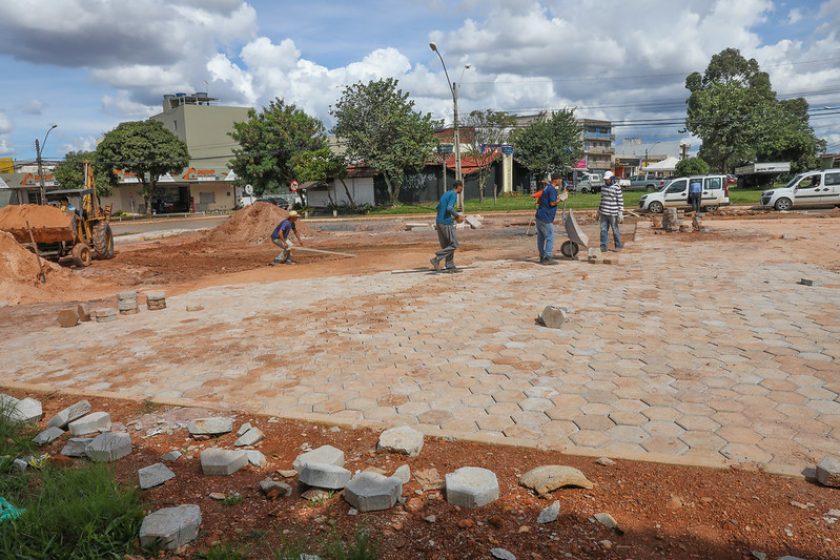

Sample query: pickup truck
[626,173,668,192]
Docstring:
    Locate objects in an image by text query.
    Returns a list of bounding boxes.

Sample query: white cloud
[787,8,802,24]
[61,136,98,154]
[0,111,12,155]
[101,92,158,119]
[0,111,11,135]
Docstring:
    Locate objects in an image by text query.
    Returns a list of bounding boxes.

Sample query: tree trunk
[339,178,356,208]
[383,174,398,206]
[140,178,156,217]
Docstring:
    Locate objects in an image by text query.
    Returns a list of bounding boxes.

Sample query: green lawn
[368,189,764,215]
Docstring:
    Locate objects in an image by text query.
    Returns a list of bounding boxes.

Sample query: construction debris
[662,208,681,232]
[57,308,80,328]
[538,306,569,329]
[94,308,117,323]
[117,291,139,315]
[146,291,166,311]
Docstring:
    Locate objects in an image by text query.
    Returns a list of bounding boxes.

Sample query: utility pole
[35,138,46,205]
[680,143,689,160]
[453,81,462,185]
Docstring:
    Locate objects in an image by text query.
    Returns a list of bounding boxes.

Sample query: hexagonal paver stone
[61,437,93,457]
[47,400,91,429]
[187,417,234,436]
[33,426,64,446]
[293,445,345,472]
[234,427,264,447]
[68,412,111,436]
[519,465,594,495]
[299,462,352,490]
[139,504,201,551]
[245,450,267,468]
[343,472,403,512]
[377,426,424,456]
[816,456,840,488]
[445,467,499,508]
[539,305,569,329]
[200,448,248,476]
[4,397,42,424]
[85,432,132,462]
[138,463,176,489]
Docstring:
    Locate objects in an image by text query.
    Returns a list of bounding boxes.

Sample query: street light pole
[430,42,466,209]
[35,124,58,205]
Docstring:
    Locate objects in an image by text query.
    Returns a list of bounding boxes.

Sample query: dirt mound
[203,202,314,245]
[0,204,72,236]
[0,231,91,306]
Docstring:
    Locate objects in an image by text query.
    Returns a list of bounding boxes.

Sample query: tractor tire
[92,223,115,259]
[71,243,92,268]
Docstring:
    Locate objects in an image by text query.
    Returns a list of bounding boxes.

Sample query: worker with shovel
[270,210,304,265]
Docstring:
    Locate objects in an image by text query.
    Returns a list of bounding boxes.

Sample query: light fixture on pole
[429,42,469,208]
[35,124,58,205]
[643,141,661,171]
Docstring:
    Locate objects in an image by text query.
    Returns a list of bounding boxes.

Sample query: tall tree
[509,110,582,175]
[53,150,113,196]
[229,99,327,196]
[332,78,439,205]
[96,120,189,216]
[291,147,355,207]
[686,48,825,173]
[674,156,710,177]
[463,110,516,201]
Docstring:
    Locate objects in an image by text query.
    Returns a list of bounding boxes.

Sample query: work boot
[430,257,441,271]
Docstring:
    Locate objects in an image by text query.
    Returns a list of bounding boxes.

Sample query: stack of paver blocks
[93,308,117,323]
[117,291,139,315]
[146,291,166,311]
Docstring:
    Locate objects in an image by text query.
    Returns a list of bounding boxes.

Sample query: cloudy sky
[1,0,839,160]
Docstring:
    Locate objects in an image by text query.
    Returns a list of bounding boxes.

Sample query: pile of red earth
[204,202,314,246]
[0,231,88,306]
[0,204,71,241]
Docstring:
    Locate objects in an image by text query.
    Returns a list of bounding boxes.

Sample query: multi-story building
[579,119,615,172]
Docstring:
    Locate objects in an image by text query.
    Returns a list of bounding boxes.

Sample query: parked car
[258,192,304,209]
[639,175,731,213]
[759,169,840,211]
[626,173,668,192]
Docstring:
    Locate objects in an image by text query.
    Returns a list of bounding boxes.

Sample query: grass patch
[274,529,379,560]
[222,494,244,507]
[0,399,37,459]
[198,542,249,560]
[0,463,143,559]
[139,398,162,414]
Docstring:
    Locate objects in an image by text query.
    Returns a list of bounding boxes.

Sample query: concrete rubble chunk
[816,456,840,488]
[58,308,80,328]
[490,548,516,560]
[139,504,201,551]
[519,465,594,495]
[61,437,93,457]
[538,306,569,329]
[537,501,561,524]
[48,400,92,429]
[161,450,182,462]
[377,426,424,456]
[186,304,205,312]
[77,303,91,322]
[6,397,43,424]
[187,416,234,436]
[299,462,352,490]
[343,472,402,512]
[85,432,132,462]
[69,411,111,436]
[595,457,616,466]
[393,464,411,484]
[293,445,345,472]
[33,426,65,446]
[237,422,252,436]
[138,463,176,489]
[235,427,264,447]
[200,448,248,476]
[13,458,28,472]
[260,478,292,499]
[94,308,117,323]
[594,512,622,534]
[246,450,267,468]
[445,467,500,508]
[146,291,167,311]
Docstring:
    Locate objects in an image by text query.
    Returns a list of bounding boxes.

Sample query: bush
[0,464,143,560]
[674,157,710,177]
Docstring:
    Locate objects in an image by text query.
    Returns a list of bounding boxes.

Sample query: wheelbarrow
[559,205,589,259]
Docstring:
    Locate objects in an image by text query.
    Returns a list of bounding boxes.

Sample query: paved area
[2,221,839,473]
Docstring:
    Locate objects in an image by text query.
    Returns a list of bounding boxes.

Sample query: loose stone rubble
[33,426,64,446]
[139,504,201,551]
[519,465,594,495]
[377,426,424,456]
[293,445,345,472]
[537,501,561,524]
[188,417,234,436]
[260,479,292,499]
[816,456,840,488]
[61,437,93,457]
[138,463,176,489]
[48,400,92,429]
[299,462,352,490]
[85,432,132,462]
[200,448,248,476]
[235,426,264,447]
[68,411,111,436]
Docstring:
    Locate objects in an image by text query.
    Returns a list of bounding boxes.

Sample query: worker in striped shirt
[598,171,624,252]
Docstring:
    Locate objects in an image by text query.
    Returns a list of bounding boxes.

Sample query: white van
[639,175,731,213]
[760,169,840,211]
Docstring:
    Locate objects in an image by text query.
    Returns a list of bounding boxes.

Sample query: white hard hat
[603,171,614,180]
[288,210,299,218]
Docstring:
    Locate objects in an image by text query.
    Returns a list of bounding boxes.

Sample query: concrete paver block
[48,400,92,429]
[33,426,64,446]
[445,466,499,508]
[85,432,132,462]
[68,411,111,436]
[58,308,80,328]
[519,465,594,494]
[5,397,42,424]
[234,427,264,447]
[377,425,424,456]
[188,417,234,436]
[393,464,411,483]
[93,308,117,323]
[299,462,352,490]
[139,504,201,551]
[816,456,840,487]
[61,437,93,457]
[293,445,345,472]
[245,450,267,468]
[200,448,248,476]
[260,478,292,498]
[138,463,176,489]
[539,306,569,329]
[343,472,402,512]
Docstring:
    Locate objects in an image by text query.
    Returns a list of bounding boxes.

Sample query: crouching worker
[270,210,304,265]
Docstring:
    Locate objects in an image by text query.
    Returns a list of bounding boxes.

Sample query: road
[110,215,227,236]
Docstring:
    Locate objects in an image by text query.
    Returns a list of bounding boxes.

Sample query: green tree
[686,48,825,173]
[509,110,582,176]
[674,157,710,177]
[53,151,113,196]
[229,99,327,197]
[291,147,355,207]
[463,109,516,201]
[96,120,189,216]
[332,78,439,205]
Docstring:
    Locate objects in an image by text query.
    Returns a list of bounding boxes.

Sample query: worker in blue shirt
[688,178,703,213]
[536,172,561,264]
[430,180,464,272]
[270,210,303,265]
